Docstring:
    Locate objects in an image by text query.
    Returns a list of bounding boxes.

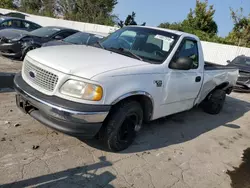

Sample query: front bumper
[0,42,22,58]
[234,81,250,92]
[234,73,250,92]
[14,73,111,138]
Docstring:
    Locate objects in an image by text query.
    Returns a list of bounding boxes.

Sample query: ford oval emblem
[29,71,36,78]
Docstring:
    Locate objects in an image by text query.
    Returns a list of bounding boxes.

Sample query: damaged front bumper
[14,73,111,138]
[234,72,250,92]
[0,41,22,58]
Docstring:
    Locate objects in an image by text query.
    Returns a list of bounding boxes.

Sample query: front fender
[111,91,154,105]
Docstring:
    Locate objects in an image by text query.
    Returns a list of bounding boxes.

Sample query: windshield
[100,27,179,64]
[63,32,90,44]
[30,27,61,37]
[231,56,250,66]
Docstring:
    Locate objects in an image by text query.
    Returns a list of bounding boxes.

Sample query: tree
[183,0,218,35]
[0,0,17,9]
[58,0,118,26]
[18,0,57,17]
[124,11,137,26]
[158,0,218,41]
[226,8,250,47]
[118,11,146,28]
[158,22,183,31]
[19,0,43,14]
[41,0,57,17]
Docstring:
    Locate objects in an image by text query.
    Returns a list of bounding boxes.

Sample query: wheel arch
[213,81,232,94]
[111,91,154,122]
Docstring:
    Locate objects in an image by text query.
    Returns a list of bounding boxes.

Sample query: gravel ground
[0,55,250,188]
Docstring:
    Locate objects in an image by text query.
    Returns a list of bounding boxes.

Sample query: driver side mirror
[54,35,63,40]
[226,60,231,63]
[169,57,193,70]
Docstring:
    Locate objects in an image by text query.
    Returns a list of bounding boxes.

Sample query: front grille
[23,60,59,92]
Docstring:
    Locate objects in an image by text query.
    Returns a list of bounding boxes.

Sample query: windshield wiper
[109,47,143,61]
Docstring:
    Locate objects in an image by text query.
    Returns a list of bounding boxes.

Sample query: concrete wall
[1,8,250,65]
[0,8,118,36]
[201,41,250,65]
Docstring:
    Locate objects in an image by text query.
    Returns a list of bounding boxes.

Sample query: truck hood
[27,45,148,79]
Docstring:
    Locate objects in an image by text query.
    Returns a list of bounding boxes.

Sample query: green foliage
[124,11,137,26]
[158,22,183,31]
[118,11,146,28]
[6,0,117,25]
[41,0,57,17]
[159,0,218,39]
[183,0,218,35]
[0,0,16,9]
[158,0,249,47]
[19,0,43,14]
[226,8,250,47]
[58,0,118,26]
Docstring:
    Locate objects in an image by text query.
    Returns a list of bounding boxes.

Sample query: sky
[114,0,250,37]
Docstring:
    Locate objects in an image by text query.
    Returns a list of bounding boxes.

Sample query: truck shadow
[0,72,15,93]
[0,156,116,188]
[84,95,250,153]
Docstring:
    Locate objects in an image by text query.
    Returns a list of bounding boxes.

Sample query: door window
[1,20,12,28]
[22,21,31,29]
[54,31,76,39]
[171,39,199,69]
[12,20,22,28]
[88,35,103,45]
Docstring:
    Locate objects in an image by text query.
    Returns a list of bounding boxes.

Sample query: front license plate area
[16,94,29,113]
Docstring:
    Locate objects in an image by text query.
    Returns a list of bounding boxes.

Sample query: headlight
[60,80,103,101]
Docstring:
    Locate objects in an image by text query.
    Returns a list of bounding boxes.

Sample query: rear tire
[101,101,143,152]
[201,89,226,115]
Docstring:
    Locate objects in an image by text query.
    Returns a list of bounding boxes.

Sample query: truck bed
[196,61,239,105]
[204,62,237,70]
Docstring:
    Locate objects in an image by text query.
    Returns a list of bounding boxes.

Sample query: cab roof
[126,25,200,40]
[0,16,25,21]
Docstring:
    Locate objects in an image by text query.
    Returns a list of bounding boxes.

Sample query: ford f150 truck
[13,26,238,151]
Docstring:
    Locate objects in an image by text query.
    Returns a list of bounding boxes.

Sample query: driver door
[162,38,203,114]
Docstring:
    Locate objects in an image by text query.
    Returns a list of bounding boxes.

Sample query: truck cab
[14,26,238,151]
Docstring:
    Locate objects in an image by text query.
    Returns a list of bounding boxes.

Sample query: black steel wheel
[101,100,143,152]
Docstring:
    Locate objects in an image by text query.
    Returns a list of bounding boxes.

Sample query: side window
[30,23,40,30]
[55,31,76,39]
[88,36,102,45]
[245,58,250,65]
[172,39,199,69]
[22,21,31,29]
[12,20,22,28]
[1,20,12,28]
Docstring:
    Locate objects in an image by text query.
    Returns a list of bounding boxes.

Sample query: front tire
[21,46,37,60]
[201,89,226,114]
[101,101,143,152]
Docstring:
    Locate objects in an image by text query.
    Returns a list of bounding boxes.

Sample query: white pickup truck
[14,26,238,151]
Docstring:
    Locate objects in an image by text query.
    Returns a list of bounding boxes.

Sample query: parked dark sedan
[0,26,78,60]
[228,55,250,92]
[0,17,41,31]
[42,31,105,47]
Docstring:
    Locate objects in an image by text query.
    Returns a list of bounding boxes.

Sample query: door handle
[195,76,201,82]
